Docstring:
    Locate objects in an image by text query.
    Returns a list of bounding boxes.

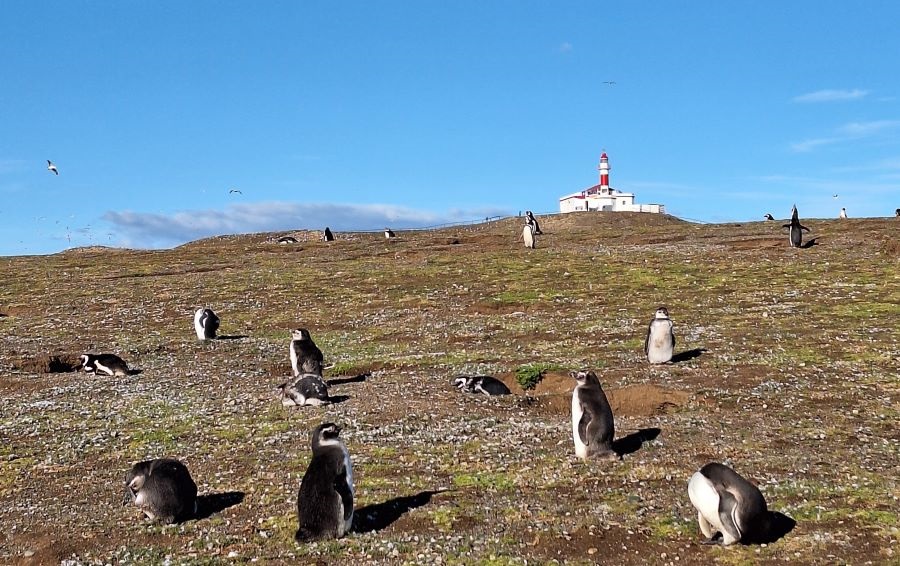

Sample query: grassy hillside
[1,212,898,565]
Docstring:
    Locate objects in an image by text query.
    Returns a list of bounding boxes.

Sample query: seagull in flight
[602,81,616,86]
[47,160,59,175]
[229,189,242,194]
[832,194,839,199]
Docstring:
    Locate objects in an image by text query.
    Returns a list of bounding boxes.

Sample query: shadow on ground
[195,491,245,520]
[353,490,446,534]
[671,348,706,363]
[613,428,662,457]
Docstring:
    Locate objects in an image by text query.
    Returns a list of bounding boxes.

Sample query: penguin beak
[122,488,133,506]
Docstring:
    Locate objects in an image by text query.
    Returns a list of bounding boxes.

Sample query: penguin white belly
[571,390,588,459]
[193,311,205,339]
[289,344,299,376]
[647,326,673,364]
[688,471,723,537]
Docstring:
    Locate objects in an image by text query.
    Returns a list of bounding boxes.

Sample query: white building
[559,152,665,214]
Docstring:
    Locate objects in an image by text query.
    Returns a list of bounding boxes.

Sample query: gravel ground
[0,212,898,565]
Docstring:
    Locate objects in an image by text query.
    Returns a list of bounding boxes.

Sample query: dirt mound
[497,371,688,417]
[14,353,81,373]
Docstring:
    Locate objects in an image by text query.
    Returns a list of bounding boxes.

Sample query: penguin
[278,236,298,244]
[688,462,777,546]
[763,213,774,221]
[524,210,543,235]
[570,370,617,460]
[123,458,198,524]
[384,228,396,239]
[290,328,324,377]
[280,373,331,406]
[645,306,675,364]
[47,160,59,175]
[79,353,130,376]
[193,307,220,340]
[895,208,900,217]
[782,205,810,248]
[323,227,335,242]
[452,375,511,396]
[295,423,354,542]
[522,223,536,249]
[839,207,847,219]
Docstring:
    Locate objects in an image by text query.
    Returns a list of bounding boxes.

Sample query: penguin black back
[124,458,198,524]
[688,462,776,546]
[290,328,324,376]
[571,370,616,460]
[782,204,810,248]
[296,423,354,542]
[323,227,334,242]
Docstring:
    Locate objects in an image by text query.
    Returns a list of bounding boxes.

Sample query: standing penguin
[296,423,354,542]
[524,210,543,235]
[522,223,536,249]
[688,462,781,546]
[782,205,810,248]
[290,328,324,377]
[384,228,396,239]
[193,307,220,340]
[280,373,331,406]
[123,458,198,524]
[570,370,617,460]
[323,227,335,242]
[839,207,848,219]
[645,306,675,364]
[80,353,130,376]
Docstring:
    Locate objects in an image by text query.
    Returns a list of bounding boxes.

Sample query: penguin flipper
[717,491,743,545]
[643,327,651,356]
[334,466,353,523]
[800,224,810,232]
[577,407,591,446]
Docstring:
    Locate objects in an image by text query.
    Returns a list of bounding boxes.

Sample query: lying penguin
[452,375,511,396]
[79,353,130,376]
[279,373,331,406]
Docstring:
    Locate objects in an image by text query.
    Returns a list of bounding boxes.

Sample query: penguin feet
[700,533,724,546]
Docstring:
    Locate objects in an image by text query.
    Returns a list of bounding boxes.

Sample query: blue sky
[2,1,898,256]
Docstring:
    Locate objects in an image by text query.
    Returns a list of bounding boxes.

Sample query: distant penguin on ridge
[384,228,396,239]
[782,205,810,248]
[452,375,511,396]
[296,423,354,542]
[522,223,536,249]
[80,353,130,376]
[290,328,324,377]
[839,207,847,219]
[570,370,617,460]
[688,462,786,546]
[124,458,198,524]
[278,236,298,244]
[895,208,900,217]
[323,227,334,242]
[193,307,220,340]
[763,213,774,221]
[524,210,543,235]
[279,373,331,406]
[645,306,675,364]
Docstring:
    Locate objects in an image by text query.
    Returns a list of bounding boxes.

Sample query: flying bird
[47,160,58,175]
[602,81,616,85]
[229,189,242,194]
[832,194,839,199]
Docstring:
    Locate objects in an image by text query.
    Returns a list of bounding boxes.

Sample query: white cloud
[792,89,869,103]
[103,201,511,249]
[557,42,573,53]
[836,120,900,136]
[790,120,900,153]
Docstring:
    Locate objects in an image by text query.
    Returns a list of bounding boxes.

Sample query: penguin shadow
[126,369,143,376]
[670,348,707,363]
[215,334,249,341]
[326,395,351,404]
[352,489,447,534]
[194,491,245,521]
[744,512,797,545]
[613,427,661,458]
[800,238,819,249]
[326,372,370,387]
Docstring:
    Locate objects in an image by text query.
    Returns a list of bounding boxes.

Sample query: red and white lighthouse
[598,152,610,193]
